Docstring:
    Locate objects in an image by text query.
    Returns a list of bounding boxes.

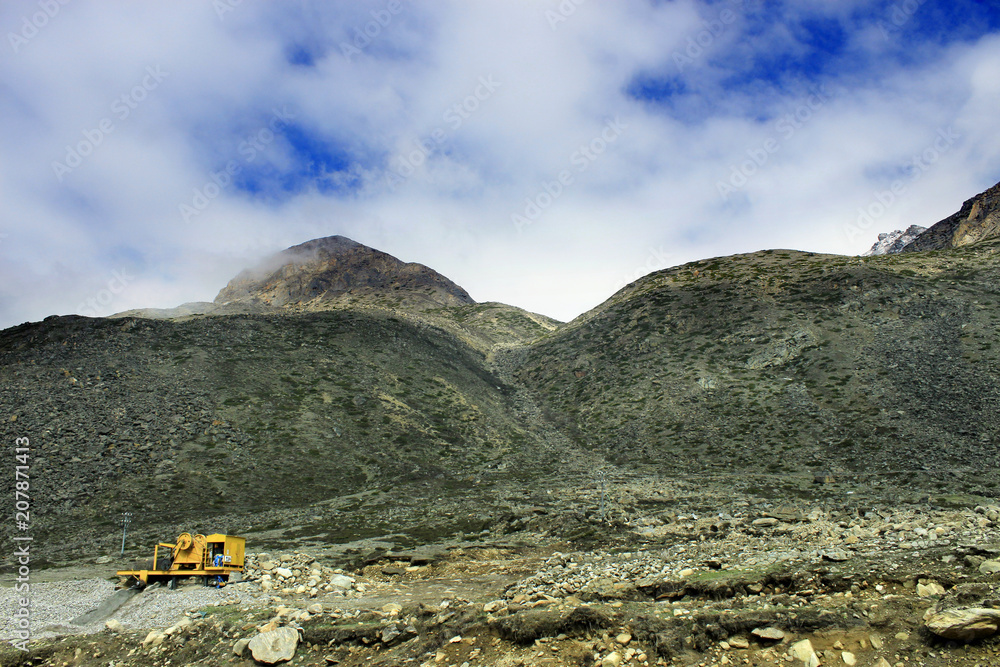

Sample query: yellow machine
[117,532,245,588]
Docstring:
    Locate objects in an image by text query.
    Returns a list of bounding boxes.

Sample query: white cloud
[1,0,999,327]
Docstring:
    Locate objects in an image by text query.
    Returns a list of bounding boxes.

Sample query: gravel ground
[0,579,269,641]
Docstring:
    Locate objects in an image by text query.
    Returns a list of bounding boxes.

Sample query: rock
[924,607,1000,641]
[381,624,401,644]
[678,568,695,577]
[275,567,294,579]
[789,639,819,667]
[729,636,750,649]
[822,549,851,562]
[917,582,945,597]
[616,633,631,645]
[328,574,355,590]
[233,637,251,656]
[104,619,124,632]
[142,630,165,646]
[602,652,622,667]
[842,651,856,666]
[752,627,785,641]
[869,634,883,649]
[875,659,891,667]
[307,603,323,614]
[752,518,780,528]
[483,600,505,613]
[249,626,300,664]
[979,560,1000,575]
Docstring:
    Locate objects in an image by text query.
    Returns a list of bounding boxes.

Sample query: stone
[752,627,785,641]
[978,560,1000,575]
[869,634,883,649]
[249,626,300,664]
[916,582,945,597]
[875,660,891,667]
[307,603,323,614]
[753,517,780,528]
[602,651,622,667]
[678,568,695,577]
[275,567,294,579]
[381,624,401,644]
[924,607,1000,641]
[328,574,355,590]
[382,603,403,615]
[142,630,165,646]
[729,636,750,649]
[822,549,851,562]
[616,633,631,645]
[104,619,124,632]
[483,600,505,613]
[233,637,251,656]
[842,651,856,665]
[789,639,819,667]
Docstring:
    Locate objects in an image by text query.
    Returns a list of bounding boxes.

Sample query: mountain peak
[901,179,1000,252]
[214,235,475,311]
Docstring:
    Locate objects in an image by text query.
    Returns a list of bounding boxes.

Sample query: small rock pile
[242,552,363,598]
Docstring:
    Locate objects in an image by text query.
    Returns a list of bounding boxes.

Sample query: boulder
[233,637,251,656]
[248,626,300,664]
[752,627,785,641]
[924,607,1000,641]
[788,639,819,667]
[916,582,945,597]
[978,560,1000,575]
[328,574,355,590]
[752,518,780,528]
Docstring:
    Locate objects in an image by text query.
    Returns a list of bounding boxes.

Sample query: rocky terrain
[6,498,1000,666]
[903,181,1000,253]
[863,226,927,256]
[4,180,1000,664]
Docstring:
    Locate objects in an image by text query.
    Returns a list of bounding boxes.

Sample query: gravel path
[0,579,269,640]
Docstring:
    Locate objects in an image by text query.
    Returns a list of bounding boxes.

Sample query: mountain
[215,235,475,312]
[4,182,1000,562]
[515,241,1000,499]
[863,225,926,256]
[902,180,1000,252]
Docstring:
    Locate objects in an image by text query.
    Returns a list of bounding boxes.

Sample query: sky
[2,0,1000,328]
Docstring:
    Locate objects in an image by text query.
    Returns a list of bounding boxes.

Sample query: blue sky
[1,0,1000,327]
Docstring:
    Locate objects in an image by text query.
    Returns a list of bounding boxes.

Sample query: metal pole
[120,512,132,556]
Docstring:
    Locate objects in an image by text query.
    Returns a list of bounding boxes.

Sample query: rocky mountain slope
[516,240,1000,502]
[863,225,926,256]
[903,180,1000,252]
[3,181,1000,562]
[215,236,475,312]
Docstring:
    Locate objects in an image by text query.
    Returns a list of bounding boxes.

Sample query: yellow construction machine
[117,532,245,588]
